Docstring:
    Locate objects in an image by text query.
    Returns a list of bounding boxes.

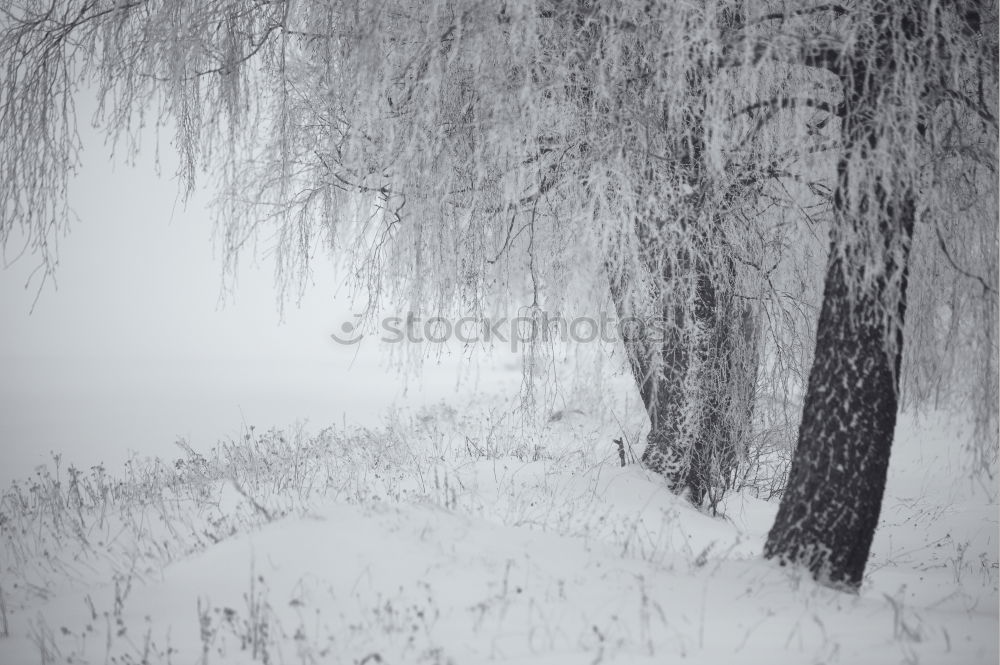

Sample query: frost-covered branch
[934,219,997,295]
[730,96,844,119]
[745,4,849,26]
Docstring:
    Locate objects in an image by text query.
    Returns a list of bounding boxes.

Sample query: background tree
[601,2,763,507]
[1,0,779,504]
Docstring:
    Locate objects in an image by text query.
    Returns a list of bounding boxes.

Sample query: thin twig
[229,479,274,522]
[934,221,996,295]
[730,96,844,120]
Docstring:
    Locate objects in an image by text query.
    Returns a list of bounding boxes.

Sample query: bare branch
[939,87,999,131]
[730,96,845,120]
[934,220,997,295]
[742,5,849,28]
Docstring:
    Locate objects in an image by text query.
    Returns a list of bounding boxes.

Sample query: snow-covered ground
[0,390,996,664]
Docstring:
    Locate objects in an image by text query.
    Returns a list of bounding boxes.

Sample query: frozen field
[0,394,995,664]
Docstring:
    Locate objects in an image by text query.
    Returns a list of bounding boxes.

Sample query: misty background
[0,107,510,486]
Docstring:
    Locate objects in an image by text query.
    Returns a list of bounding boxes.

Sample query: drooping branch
[934,220,997,295]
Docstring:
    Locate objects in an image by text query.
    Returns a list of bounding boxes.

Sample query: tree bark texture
[609,237,757,506]
[764,2,922,589]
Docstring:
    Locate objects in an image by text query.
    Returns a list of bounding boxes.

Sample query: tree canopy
[2,1,996,517]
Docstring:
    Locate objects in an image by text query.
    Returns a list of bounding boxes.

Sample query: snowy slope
[0,404,995,664]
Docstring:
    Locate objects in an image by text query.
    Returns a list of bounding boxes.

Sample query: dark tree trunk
[607,256,690,488]
[607,2,756,506]
[609,237,757,506]
[691,261,759,507]
[762,195,914,589]
[764,2,922,590]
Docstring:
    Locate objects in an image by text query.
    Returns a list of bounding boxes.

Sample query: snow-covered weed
[0,406,995,664]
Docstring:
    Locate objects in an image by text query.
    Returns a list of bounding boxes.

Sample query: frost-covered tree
[0,0,775,503]
[601,2,763,507]
[1,0,995,564]
[752,0,999,589]
[543,1,766,504]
